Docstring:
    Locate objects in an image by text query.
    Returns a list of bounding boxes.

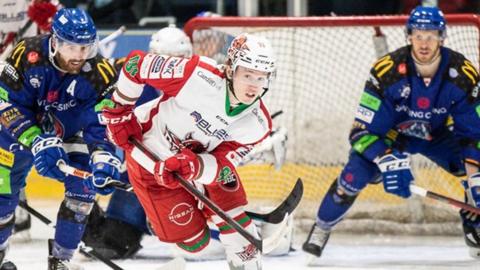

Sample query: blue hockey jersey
[350,45,480,166]
[0,35,117,154]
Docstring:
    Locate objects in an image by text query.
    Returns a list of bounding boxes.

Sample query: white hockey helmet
[149,24,193,57]
[226,33,276,75]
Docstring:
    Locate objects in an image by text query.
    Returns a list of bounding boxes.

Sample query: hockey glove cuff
[31,134,69,181]
[375,151,414,198]
[103,105,142,152]
[84,151,122,195]
[154,148,202,189]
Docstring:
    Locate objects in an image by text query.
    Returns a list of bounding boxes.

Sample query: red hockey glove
[28,1,58,32]
[154,148,202,189]
[102,105,142,152]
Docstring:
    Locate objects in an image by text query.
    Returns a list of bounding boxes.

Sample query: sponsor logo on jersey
[38,99,77,112]
[216,166,239,192]
[355,106,375,124]
[190,111,229,140]
[197,70,217,88]
[0,147,14,168]
[3,64,19,82]
[360,92,381,111]
[395,105,447,119]
[168,202,195,226]
[125,55,140,77]
[396,120,432,140]
[139,53,157,78]
[0,100,11,111]
[161,58,179,79]
[47,90,59,102]
[29,76,42,88]
[27,51,39,63]
[0,107,23,128]
[397,63,407,75]
[417,97,430,109]
[449,68,458,78]
[151,56,165,74]
[399,84,411,98]
[225,146,254,167]
[173,59,187,78]
[235,244,259,262]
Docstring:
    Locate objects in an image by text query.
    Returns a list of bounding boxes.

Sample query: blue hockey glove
[374,151,414,198]
[84,151,122,195]
[31,134,69,181]
[460,174,480,227]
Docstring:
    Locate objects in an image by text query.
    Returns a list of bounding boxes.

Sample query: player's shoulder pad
[81,55,117,101]
[1,35,49,91]
[444,48,480,102]
[365,46,409,96]
[198,55,218,66]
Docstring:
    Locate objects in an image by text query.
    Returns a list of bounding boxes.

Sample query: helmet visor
[54,34,98,60]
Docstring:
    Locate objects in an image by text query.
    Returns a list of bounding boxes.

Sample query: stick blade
[249,178,303,223]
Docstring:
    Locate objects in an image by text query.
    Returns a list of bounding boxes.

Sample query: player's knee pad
[58,197,94,224]
[213,207,262,269]
[328,179,358,206]
[176,226,211,253]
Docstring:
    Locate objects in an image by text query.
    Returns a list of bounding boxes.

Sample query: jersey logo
[96,59,115,85]
[66,80,77,96]
[11,40,26,68]
[461,60,478,85]
[125,55,140,77]
[373,55,394,78]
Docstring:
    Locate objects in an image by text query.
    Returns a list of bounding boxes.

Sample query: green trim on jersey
[225,88,256,116]
[0,166,11,194]
[95,98,115,112]
[360,92,381,111]
[352,134,379,154]
[18,125,42,147]
[0,86,8,101]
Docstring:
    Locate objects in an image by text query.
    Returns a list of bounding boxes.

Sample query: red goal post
[184,15,480,234]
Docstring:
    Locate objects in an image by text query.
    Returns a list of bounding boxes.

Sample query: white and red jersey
[115,50,272,185]
[0,0,36,46]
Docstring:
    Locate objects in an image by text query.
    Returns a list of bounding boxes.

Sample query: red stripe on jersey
[140,99,162,134]
[256,101,272,143]
[198,61,225,78]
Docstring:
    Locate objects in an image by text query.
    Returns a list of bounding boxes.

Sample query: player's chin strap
[48,36,71,73]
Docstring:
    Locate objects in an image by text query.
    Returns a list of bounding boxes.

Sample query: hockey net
[184,15,480,235]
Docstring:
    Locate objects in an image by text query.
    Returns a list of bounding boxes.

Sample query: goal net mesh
[185,15,480,235]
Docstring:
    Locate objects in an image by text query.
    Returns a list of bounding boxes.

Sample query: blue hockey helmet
[52,8,97,45]
[406,6,446,37]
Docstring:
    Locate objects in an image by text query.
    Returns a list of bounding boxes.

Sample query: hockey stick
[410,184,480,215]
[99,26,127,47]
[59,161,300,224]
[248,178,303,224]
[17,201,124,270]
[129,138,293,253]
[19,200,186,270]
[57,162,133,192]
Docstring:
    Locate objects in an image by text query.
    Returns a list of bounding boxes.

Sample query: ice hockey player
[100,33,276,269]
[82,24,194,260]
[0,8,121,270]
[0,0,59,241]
[302,5,480,262]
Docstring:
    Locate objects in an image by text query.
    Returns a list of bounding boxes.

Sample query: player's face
[231,66,269,104]
[409,29,442,64]
[55,40,96,74]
